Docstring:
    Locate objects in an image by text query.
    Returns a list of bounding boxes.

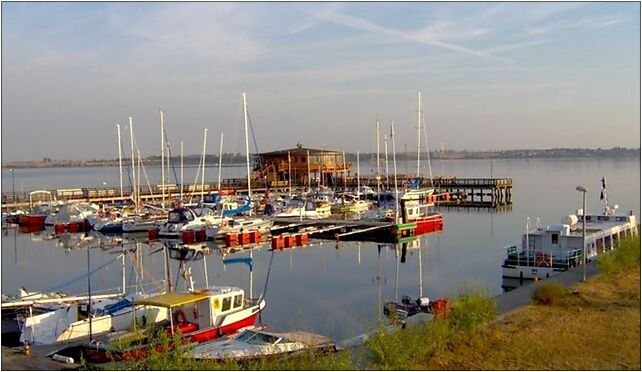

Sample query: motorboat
[205,217,274,240]
[190,328,335,361]
[157,206,223,238]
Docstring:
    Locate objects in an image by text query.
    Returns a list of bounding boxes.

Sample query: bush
[598,236,641,276]
[450,291,497,332]
[531,282,565,305]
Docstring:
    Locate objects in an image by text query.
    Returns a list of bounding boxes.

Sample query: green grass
[598,235,641,275]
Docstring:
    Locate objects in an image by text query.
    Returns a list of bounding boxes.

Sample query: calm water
[1,158,640,341]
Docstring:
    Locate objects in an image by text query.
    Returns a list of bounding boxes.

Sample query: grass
[104,236,640,371]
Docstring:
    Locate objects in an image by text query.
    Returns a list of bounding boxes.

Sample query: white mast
[384,134,389,189]
[180,141,184,200]
[128,117,136,204]
[307,150,311,191]
[391,121,400,224]
[242,93,252,213]
[200,128,208,203]
[356,151,361,199]
[217,132,224,190]
[160,110,165,208]
[116,124,123,198]
[288,151,292,196]
[376,120,381,196]
[342,151,347,195]
[417,91,422,178]
[418,241,423,297]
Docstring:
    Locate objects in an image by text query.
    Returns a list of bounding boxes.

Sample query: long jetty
[1,175,512,210]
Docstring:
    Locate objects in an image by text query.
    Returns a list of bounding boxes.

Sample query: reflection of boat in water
[191,327,335,361]
[501,180,638,280]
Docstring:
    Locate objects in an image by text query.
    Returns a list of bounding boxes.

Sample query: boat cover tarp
[222,199,251,217]
[134,292,209,308]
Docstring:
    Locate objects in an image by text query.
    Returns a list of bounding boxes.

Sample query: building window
[551,233,559,244]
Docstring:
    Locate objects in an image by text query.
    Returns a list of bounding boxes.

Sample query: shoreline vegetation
[3,147,639,169]
[102,236,640,371]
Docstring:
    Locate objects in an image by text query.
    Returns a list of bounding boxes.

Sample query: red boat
[401,199,443,235]
[17,190,56,227]
[82,287,265,363]
[17,214,48,226]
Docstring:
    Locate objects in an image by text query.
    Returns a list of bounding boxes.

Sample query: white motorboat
[190,328,335,361]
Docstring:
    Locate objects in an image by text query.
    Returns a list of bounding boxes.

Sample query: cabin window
[408,209,414,216]
[551,233,559,244]
[222,297,232,312]
[234,295,243,308]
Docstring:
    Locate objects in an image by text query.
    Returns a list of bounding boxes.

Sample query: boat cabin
[167,208,195,224]
[134,287,247,333]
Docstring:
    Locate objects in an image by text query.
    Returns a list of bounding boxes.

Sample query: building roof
[134,292,210,308]
[259,145,343,157]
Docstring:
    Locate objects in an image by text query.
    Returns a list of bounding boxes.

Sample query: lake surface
[1,158,639,342]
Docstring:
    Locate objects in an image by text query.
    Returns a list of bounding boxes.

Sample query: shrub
[598,236,641,276]
[531,281,565,305]
[450,291,497,332]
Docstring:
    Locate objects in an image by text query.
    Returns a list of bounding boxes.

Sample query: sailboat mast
[116,124,123,198]
[201,128,208,203]
[160,110,165,208]
[376,120,380,196]
[357,151,361,199]
[128,117,136,204]
[384,135,389,189]
[180,141,184,200]
[217,132,224,191]
[342,151,347,193]
[242,93,252,201]
[417,91,421,178]
[391,122,400,223]
[288,151,292,196]
[418,241,423,297]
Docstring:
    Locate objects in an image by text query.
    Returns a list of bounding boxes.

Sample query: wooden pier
[1,175,512,210]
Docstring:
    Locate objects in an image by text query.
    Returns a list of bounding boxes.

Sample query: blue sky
[1,2,639,161]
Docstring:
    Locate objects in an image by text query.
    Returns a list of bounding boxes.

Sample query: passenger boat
[501,183,638,280]
[82,286,265,363]
[190,327,335,361]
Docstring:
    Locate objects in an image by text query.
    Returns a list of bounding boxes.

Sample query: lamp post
[10,168,15,207]
[576,185,587,281]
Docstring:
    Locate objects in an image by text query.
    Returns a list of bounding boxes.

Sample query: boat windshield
[236,330,280,345]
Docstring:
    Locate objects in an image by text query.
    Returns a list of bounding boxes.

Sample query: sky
[1,2,640,162]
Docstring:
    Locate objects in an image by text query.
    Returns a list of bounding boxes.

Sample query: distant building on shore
[255,143,351,188]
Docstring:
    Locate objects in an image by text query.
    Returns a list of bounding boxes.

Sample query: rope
[260,250,275,300]
[29,254,122,296]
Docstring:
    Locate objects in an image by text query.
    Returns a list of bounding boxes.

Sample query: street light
[576,185,587,281]
[10,168,15,207]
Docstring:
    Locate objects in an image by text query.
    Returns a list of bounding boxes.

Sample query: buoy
[249,231,262,244]
[23,343,31,356]
[182,230,195,244]
[240,232,251,245]
[148,228,159,241]
[296,233,309,246]
[54,224,65,234]
[225,233,239,247]
[285,234,297,248]
[195,229,207,242]
[67,222,79,233]
[271,235,285,250]
[52,354,74,364]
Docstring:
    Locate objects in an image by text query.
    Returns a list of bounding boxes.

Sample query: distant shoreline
[2,147,639,169]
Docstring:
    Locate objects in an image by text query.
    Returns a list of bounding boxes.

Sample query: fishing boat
[82,287,265,363]
[502,180,638,280]
[399,199,443,235]
[190,327,335,361]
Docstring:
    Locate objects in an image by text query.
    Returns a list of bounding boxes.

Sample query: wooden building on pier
[255,143,351,189]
